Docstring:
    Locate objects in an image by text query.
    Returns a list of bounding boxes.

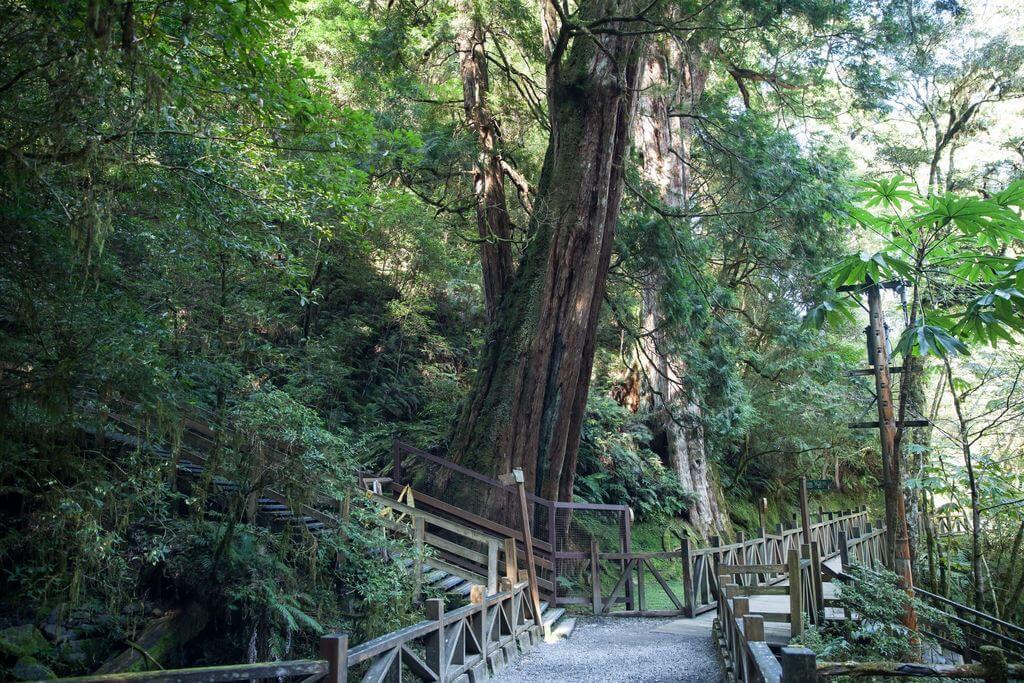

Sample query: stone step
[542,607,565,631]
[549,616,576,640]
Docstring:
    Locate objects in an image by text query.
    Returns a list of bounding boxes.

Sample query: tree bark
[944,358,985,610]
[456,5,515,319]
[448,3,644,515]
[867,281,916,630]
[632,39,726,538]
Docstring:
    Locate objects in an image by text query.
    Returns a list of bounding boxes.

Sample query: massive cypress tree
[448,0,644,509]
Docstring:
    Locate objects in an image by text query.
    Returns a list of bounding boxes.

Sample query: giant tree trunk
[448,5,643,515]
[456,5,515,319]
[633,40,727,538]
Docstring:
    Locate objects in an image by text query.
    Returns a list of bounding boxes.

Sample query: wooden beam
[847,367,902,376]
[848,419,929,429]
[504,469,545,634]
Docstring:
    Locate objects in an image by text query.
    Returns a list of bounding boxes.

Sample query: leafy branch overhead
[808,177,1024,356]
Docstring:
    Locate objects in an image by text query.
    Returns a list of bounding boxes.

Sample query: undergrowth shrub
[575,395,696,521]
[794,564,960,662]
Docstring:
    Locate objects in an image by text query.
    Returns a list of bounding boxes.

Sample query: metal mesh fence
[553,505,628,606]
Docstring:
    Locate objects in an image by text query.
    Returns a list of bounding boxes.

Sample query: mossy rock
[55,637,106,669]
[11,656,56,681]
[0,625,48,658]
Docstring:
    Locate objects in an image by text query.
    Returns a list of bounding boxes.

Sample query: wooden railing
[50,581,542,683]
[389,441,632,606]
[914,587,1024,663]
[587,508,871,618]
[716,590,781,683]
[367,491,510,594]
[832,526,1024,664]
[713,544,825,682]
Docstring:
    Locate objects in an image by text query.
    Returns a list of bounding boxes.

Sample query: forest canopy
[1,0,1023,677]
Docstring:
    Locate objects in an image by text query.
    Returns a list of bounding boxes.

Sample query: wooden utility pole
[865,279,917,630]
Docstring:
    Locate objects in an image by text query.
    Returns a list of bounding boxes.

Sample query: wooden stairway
[88,416,578,635]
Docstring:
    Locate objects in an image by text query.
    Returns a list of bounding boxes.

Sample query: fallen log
[95,603,208,674]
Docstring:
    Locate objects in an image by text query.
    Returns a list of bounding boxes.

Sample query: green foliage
[575,396,696,520]
[810,178,1024,355]
[795,565,959,661]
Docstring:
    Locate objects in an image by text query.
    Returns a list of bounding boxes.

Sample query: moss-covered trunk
[448,5,643,516]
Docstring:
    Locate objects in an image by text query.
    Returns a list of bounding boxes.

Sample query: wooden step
[452,581,473,597]
[423,569,449,584]
[436,575,465,591]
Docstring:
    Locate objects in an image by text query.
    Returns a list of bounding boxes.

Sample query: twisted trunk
[633,40,726,538]
[456,6,515,319]
[448,5,644,515]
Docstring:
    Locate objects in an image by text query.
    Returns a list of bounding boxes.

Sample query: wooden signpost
[500,468,546,637]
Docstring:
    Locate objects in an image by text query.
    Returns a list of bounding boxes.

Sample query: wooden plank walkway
[654,556,843,646]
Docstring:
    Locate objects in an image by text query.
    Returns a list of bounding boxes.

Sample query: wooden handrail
[392,441,550,505]
[915,587,1024,638]
[367,492,502,546]
[48,660,328,683]
[388,484,555,556]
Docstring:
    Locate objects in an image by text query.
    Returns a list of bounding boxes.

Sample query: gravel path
[492,617,723,683]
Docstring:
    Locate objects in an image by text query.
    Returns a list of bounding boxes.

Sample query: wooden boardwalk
[664,556,843,646]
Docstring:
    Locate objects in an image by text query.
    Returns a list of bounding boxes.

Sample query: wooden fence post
[744,614,765,683]
[800,543,816,626]
[733,596,749,675]
[810,541,824,618]
[780,646,816,682]
[426,598,446,683]
[503,469,544,635]
[838,530,849,569]
[624,506,634,611]
[548,500,559,607]
[709,535,721,600]
[413,516,425,597]
[788,547,803,638]
[391,439,402,483]
[504,537,519,584]
[744,613,764,640]
[320,634,348,683]
[591,538,602,615]
[487,539,499,595]
[799,476,812,546]
[681,537,695,618]
[471,584,488,662]
[734,596,749,618]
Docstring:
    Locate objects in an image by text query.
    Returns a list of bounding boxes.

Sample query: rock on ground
[493,617,723,683]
